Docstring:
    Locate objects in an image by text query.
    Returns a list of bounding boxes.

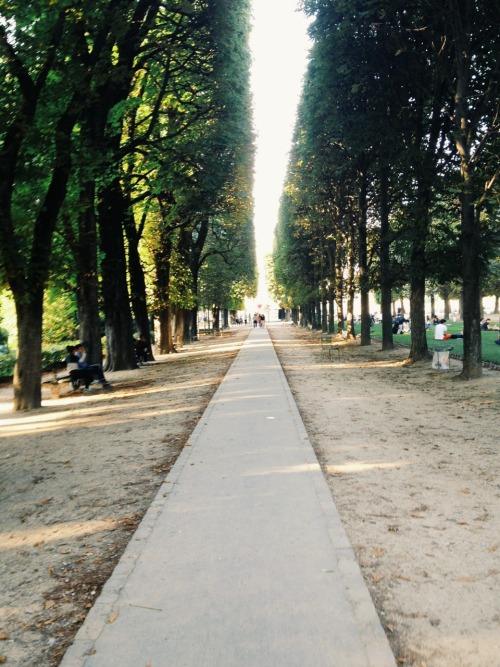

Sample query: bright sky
[249,0,311,299]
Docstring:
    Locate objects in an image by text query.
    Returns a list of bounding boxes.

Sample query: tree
[445,0,500,378]
[0,2,118,409]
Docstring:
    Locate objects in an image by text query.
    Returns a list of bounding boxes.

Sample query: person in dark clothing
[64,346,94,393]
[134,335,149,364]
[74,343,111,386]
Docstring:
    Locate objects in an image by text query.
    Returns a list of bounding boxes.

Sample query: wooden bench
[320,335,340,362]
[41,362,86,390]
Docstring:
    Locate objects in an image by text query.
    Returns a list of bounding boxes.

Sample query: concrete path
[61,327,396,667]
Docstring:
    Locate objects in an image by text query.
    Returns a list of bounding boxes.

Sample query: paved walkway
[61,327,396,667]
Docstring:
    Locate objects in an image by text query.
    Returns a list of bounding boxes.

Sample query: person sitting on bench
[74,343,111,387]
[64,346,94,393]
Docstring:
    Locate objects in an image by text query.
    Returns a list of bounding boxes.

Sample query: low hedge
[0,346,69,378]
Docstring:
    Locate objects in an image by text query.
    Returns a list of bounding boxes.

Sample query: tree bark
[13,300,44,411]
[379,166,394,350]
[358,163,371,346]
[98,179,136,370]
[335,235,344,334]
[460,183,482,378]
[448,0,483,379]
[75,183,102,366]
[154,233,176,354]
[409,181,431,362]
[124,204,155,361]
[346,229,356,339]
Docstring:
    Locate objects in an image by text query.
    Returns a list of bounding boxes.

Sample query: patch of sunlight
[0,402,193,437]
[0,518,120,550]
[244,463,321,477]
[334,393,417,401]
[342,360,406,369]
[325,460,411,474]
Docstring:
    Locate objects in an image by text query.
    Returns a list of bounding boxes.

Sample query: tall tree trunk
[335,248,344,335]
[409,189,430,362]
[75,183,102,366]
[358,164,371,346]
[327,241,336,334]
[124,205,154,361]
[346,236,356,339]
[98,179,136,370]
[154,233,176,354]
[13,300,43,411]
[449,0,483,379]
[181,309,192,343]
[158,306,175,353]
[460,183,482,378]
[175,308,185,347]
[379,166,394,350]
[441,283,452,320]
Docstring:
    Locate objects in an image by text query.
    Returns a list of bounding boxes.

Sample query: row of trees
[0,0,256,411]
[272,0,499,378]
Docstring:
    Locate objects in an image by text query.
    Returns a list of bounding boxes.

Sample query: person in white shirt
[434,319,447,340]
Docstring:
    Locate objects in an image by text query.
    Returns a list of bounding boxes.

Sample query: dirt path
[268,323,500,667]
[1,323,499,666]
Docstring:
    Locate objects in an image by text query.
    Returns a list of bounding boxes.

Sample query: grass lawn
[370,321,500,366]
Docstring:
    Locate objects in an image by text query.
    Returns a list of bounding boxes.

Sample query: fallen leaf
[0,656,6,664]
[0,634,8,640]
[459,488,471,494]
[371,572,385,582]
[107,611,119,624]
[45,600,56,610]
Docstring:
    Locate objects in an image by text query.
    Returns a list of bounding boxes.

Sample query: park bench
[320,334,340,362]
[42,361,86,390]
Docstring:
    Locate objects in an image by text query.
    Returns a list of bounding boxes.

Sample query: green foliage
[0,349,16,377]
[43,287,79,343]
